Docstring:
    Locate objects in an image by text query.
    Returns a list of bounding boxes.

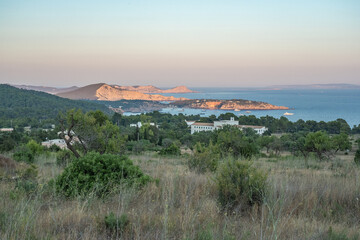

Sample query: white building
[191,122,215,134]
[42,139,67,149]
[189,117,267,135]
[213,117,238,128]
[130,122,157,128]
[238,125,268,135]
[0,128,14,132]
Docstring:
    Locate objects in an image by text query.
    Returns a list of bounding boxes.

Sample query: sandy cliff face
[57,83,187,101]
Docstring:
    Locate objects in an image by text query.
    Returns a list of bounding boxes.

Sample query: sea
[154,88,360,127]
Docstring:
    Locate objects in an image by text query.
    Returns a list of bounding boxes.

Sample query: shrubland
[0,110,360,239]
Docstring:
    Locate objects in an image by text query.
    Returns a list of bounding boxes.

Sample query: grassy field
[0,149,360,239]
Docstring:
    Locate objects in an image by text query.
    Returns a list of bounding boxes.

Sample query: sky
[0,0,359,88]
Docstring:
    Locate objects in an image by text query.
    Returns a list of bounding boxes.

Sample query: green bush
[13,146,35,163]
[104,212,129,232]
[159,143,181,156]
[354,149,360,165]
[55,152,151,198]
[56,150,75,167]
[26,140,43,155]
[215,160,268,209]
[188,142,220,173]
[13,140,43,163]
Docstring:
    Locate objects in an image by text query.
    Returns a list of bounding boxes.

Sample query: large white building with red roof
[189,117,267,135]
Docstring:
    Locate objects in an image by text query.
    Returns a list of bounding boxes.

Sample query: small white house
[238,125,268,135]
[42,139,67,149]
[0,128,14,132]
[130,122,157,128]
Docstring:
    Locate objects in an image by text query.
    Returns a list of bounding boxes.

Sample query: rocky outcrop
[171,99,289,110]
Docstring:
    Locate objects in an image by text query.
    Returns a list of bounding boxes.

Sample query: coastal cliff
[171,99,288,110]
[57,83,188,101]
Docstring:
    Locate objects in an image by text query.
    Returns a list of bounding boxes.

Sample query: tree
[270,137,283,156]
[58,109,124,158]
[216,127,258,159]
[331,133,351,154]
[304,131,333,160]
[257,135,275,153]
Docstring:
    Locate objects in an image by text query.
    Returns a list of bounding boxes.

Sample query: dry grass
[0,151,359,239]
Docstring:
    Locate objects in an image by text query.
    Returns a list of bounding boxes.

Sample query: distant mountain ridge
[265,83,360,90]
[57,83,189,101]
[12,84,79,94]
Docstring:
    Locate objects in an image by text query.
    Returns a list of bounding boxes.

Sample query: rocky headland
[57,83,189,101]
[171,99,288,110]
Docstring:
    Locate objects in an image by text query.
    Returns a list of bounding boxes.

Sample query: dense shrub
[104,212,129,232]
[26,140,44,155]
[13,140,44,163]
[55,152,151,197]
[355,149,360,165]
[188,142,220,173]
[215,160,268,209]
[159,143,181,156]
[13,145,35,163]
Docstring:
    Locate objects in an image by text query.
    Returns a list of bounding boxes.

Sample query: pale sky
[0,0,359,87]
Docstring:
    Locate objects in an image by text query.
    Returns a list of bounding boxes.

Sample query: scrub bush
[104,212,129,232]
[55,152,151,198]
[215,160,267,209]
[159,143,181,156]
[188,142,220,173]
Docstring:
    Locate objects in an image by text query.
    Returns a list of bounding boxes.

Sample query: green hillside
[0,84,108,127]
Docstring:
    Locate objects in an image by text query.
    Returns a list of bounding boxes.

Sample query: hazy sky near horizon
[0,0,359,87]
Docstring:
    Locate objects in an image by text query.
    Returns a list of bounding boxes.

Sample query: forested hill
[0,84,108,127]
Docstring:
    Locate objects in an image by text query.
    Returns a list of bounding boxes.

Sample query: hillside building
[189,117,267,135]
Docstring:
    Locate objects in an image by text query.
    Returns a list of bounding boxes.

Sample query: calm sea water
[158,88,360,127]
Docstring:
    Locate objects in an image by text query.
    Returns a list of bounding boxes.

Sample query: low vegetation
[55,152,151,198]
[1,109,360,239]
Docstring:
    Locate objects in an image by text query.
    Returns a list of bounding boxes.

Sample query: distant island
[171,99,288,111]
[265,83,360,90]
